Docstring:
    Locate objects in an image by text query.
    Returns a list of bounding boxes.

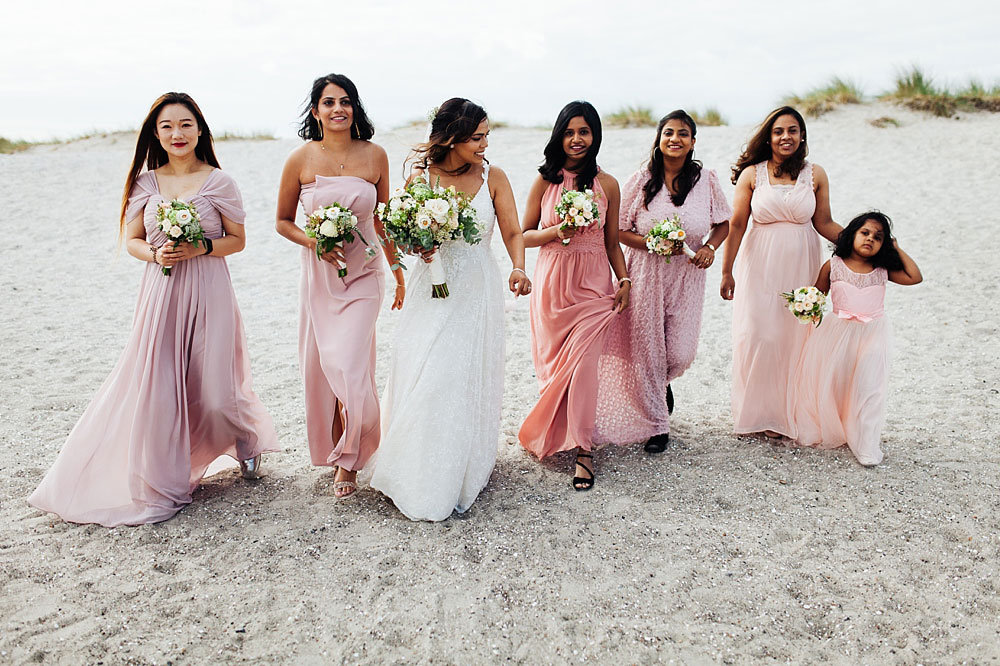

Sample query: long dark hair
[539,101,602,192]
[298,73,375,142]
[731,105,808,185]
[120,92,219,231]
[409,98,488,176]
[643,110,702,209]
[833,211,904,271]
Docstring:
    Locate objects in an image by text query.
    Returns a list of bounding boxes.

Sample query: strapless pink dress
[298,176,384,471]
[518,171,617,457]
[792,256,890,465]
[29,169,279,526]
[731,161,821,437]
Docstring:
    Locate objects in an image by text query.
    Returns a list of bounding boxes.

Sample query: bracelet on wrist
[150,244,159,264]
[704,243,716,252]
[511,267,527,276]
[618,277,632,286]
[203,237,214,256]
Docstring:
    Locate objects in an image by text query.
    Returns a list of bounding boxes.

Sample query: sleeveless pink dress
[792,257,890,465]
[596,168,731,443]
[518,171,618,457]
[28,169,279,526]
[731,161,821,437]
[298,176,385,471]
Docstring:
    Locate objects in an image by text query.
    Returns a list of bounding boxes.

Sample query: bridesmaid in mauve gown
[719,106,842,440]
[29,92,279,527]
[276,74,404,498]
[518,101,631,491]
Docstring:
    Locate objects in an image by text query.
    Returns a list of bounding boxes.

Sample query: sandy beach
[1,102,999,664]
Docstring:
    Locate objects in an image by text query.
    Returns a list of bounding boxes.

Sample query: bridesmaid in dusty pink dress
[29,93,279,527]
[518,101,631,490]
[276,74,404,498]
[720,106,842,440]
[595,110,730,453]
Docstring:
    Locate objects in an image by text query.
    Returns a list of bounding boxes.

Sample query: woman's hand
[509,268,531,297]
[313,239,346,268]
[391,284,405,310]
[720,273,735,300]
[415,246,437,264]
[555,224,577,241]
[613,281,631,312]
[690,246,715,269]
[159,240,205,267]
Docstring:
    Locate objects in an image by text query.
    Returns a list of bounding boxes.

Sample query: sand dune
[1,102,998,664]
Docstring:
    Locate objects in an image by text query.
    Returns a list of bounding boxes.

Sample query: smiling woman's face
[155,103,201,158]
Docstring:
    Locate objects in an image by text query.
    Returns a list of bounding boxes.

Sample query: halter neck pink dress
[518,171,618,457]
[298,175,384,471]
[731,161,821,438]
[792,256,890,465]
[28,169,279,527]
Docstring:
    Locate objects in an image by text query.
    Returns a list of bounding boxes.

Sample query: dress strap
[754,161,768,189]
[829,255,846,283]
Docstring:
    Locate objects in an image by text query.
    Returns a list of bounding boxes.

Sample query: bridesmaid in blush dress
[29,93,278,527]
[719,106,842,440]
[518,101,631,490]
[276,74,404,498]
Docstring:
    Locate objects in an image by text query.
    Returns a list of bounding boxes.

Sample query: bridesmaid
[595,110,730,453]
[719,106,841,439]
[276,74,404,498]
[29,92,279,526]
[518,101,631,490]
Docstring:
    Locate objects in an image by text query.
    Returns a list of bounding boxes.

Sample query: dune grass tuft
[0,137,34,154]
[689,108,727,127]
[605,105,657,128]
[784,77,864,117]
[215,131,277,141]
[870,116,900,128]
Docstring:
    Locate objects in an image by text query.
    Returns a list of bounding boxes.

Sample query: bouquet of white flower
[780,285,828,327]
[553,187,599,245]
[304,203,371,278]
[155,199,206,276]
[376,177,480,298]
[645,214,697,264]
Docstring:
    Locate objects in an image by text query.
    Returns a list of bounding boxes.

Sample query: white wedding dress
[368,165,505,521]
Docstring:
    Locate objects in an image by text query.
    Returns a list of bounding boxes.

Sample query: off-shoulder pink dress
[28,169,279,527]
[731,161,821,437]
[298,176,384,471]
[518,171,617,457]
[792,257,890,465]
[596,168,731,443]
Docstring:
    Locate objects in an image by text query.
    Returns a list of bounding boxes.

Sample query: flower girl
[792,211,922,465]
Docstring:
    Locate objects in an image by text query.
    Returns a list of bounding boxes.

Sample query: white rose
[168,225,183,238]
[389,198,402,212]
[425,198,451,221]
[176,209,192,224]
[583,209,593,220]
[319,219,336,237]
[350,215,358,226]
[574,215,585,225]
[572,195,588,209]
[794,291,806,302]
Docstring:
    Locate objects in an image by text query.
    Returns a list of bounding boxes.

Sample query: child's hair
[833,210,904,271]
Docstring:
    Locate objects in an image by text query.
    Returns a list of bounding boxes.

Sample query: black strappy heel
[666,384,674,415]
[572,451,595,491]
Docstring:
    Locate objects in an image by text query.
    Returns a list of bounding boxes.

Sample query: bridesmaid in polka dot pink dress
[595,110,730,452]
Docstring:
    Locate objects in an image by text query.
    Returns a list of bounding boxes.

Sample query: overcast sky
[3,0,998,140]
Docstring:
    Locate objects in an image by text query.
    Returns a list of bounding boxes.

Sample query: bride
[368,98,531,521]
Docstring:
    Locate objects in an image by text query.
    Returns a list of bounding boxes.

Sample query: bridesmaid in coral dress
[596,110,730,453]
[276,74,404,498]
[29,93,278,526]
[518,101,631,490]
[720,106,842,440]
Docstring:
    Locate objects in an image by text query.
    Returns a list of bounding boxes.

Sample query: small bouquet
[376,177,481,298]
[554,187,599,245]
[155,199,206,276]
[781,285,828,327]
[304,203,371,278]
[645,214,696,263]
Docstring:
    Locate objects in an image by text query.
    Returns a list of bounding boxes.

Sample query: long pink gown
[596,168,731,443]
[731,161,821,437]
[792,257,890,465]
[28,169,279,527]
[518,171,617,457]
[298,176,384,470]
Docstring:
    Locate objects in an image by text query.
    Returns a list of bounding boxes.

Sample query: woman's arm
[599,173,630,312]
[814,259,832,293]
[811,164,842,243]
[275,146,345,267]
[719,166,755,300]
[490,166,531,296]
[887,240,923,285]
[520,176,566,247]
[372,145,405,310]
[124,215,163,266]
[691,221,729,270]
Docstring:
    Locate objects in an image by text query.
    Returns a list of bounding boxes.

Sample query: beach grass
[879,65,1000,116]
[870,116,900,128]
[784,77,864,117]
[689,107,727,126]
[215,131,277,141]
[0,136,35,154]
[605,105,657,128]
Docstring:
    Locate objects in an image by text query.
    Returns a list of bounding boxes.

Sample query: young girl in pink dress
[276,74,405,498]
[518,101,631,490]
[792,211,922,465]
[29,93,279,527]
[596,110,730,453]
[720,106,842,440]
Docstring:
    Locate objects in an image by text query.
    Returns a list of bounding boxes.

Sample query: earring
[353,123,359,137]
[449,143,454,149]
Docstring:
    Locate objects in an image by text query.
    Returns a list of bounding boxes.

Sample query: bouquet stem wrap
[428,253,449,298]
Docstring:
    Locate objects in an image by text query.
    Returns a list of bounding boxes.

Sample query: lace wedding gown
[368,165,505,521]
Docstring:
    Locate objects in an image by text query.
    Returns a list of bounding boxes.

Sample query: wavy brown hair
[731,105,807,185]
[408,98,488,177]
[120,93,219,232]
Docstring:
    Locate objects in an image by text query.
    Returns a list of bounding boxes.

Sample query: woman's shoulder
[596,169,619,193]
